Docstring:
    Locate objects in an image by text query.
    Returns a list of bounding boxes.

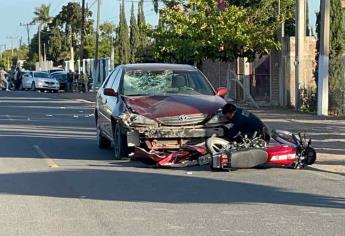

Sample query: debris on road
[132,130,317,172]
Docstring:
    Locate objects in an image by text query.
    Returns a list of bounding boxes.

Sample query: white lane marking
[33,145,59,168]
[6,115,13,121]
[76,99,95,104]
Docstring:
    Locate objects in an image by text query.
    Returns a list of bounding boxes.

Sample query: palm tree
[32,4,52,68]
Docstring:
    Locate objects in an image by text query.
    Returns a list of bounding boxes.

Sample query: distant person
[79,71,89,93]
[222,103,270,142]
[74,72,80,92]
[0,67,9,91]
[14,67,23,90]
[67,69,74,92]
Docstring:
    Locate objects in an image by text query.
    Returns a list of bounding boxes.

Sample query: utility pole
[110,23,115,69]
[278,0,286,106]
[93,0,101,90]
[38,25,42,69]
[43,43,47,63]
[0,44,6,60]
[80,0,86,73]
[317,0,330,116]
[295,0,305,110]
[69,25,75,72]
[6,36,19,57]
[20,22,35,49]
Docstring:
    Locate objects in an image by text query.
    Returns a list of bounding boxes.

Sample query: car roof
[122,63,197,71]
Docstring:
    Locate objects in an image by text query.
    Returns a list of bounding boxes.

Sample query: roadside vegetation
[1,0,344,115]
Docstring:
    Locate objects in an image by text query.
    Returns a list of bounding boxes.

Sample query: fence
[65,57,112,88]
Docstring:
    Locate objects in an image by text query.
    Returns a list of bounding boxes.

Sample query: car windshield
[123,70,215,96]
[34,72,50,78]
[52,74,66,80]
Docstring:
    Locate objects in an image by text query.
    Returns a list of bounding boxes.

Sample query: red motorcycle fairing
[133,145,208,168]
[265,145,297,166]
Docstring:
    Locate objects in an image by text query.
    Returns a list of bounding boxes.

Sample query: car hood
[123,95,226,119]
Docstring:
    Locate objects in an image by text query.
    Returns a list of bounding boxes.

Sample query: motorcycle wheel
[206,137,231,154]
[304,147,317,165]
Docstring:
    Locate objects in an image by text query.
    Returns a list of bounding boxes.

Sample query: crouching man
[222,103,270,142]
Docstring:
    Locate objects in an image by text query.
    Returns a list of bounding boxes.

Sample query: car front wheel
[113,123,129,160]
[97,122,111,149]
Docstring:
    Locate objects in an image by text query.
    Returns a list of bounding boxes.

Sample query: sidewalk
[249,107,345,175]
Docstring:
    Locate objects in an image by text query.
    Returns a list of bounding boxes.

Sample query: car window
[52,74,66,80]
[34,72,50,78]
[103,67,119,88]
[111,68,123,91]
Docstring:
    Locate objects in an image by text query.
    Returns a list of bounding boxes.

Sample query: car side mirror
[104,88,118,97]
[216,87,228,98]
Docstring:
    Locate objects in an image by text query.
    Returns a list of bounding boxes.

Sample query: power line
[88,0,97,9]
[20,22,35,49]
[6,36,19,57]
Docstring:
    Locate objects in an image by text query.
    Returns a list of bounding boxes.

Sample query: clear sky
[0,0,319,49]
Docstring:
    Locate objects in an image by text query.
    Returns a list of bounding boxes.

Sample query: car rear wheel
[113,123,129,160]
[97,122,111,149]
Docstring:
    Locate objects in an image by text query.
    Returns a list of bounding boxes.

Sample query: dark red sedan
[95,63,229,159]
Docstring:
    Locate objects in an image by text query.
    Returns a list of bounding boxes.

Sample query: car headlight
[120,113,157,126]
[207,110,228,125]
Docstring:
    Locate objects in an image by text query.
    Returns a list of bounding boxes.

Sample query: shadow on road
[0,169,344,209]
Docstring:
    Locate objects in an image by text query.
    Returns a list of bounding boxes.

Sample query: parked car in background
[95,63,229,159]
[50,71,67,91]
[22,71,60,92]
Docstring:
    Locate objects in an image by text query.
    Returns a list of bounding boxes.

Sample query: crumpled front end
[118,112,225,150]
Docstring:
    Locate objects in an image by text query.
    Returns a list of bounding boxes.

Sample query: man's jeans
[1,79,9,90]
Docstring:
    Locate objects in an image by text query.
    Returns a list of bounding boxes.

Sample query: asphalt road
[0,91,344,236]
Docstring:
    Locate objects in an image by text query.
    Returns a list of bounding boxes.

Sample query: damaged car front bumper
[127,125,224,150]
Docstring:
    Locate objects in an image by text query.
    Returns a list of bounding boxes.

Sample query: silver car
[22,71,60,92]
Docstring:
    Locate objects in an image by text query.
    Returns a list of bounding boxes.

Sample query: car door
[98,67,121,137]
[29,72,35,87]
[24,72,34,88]
[22,74,29,88]
[103,67,124,136]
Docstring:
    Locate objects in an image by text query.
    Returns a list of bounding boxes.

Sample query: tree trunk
[38,25,42,69]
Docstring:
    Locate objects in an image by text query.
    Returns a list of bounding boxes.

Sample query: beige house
[201,36,317,107]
